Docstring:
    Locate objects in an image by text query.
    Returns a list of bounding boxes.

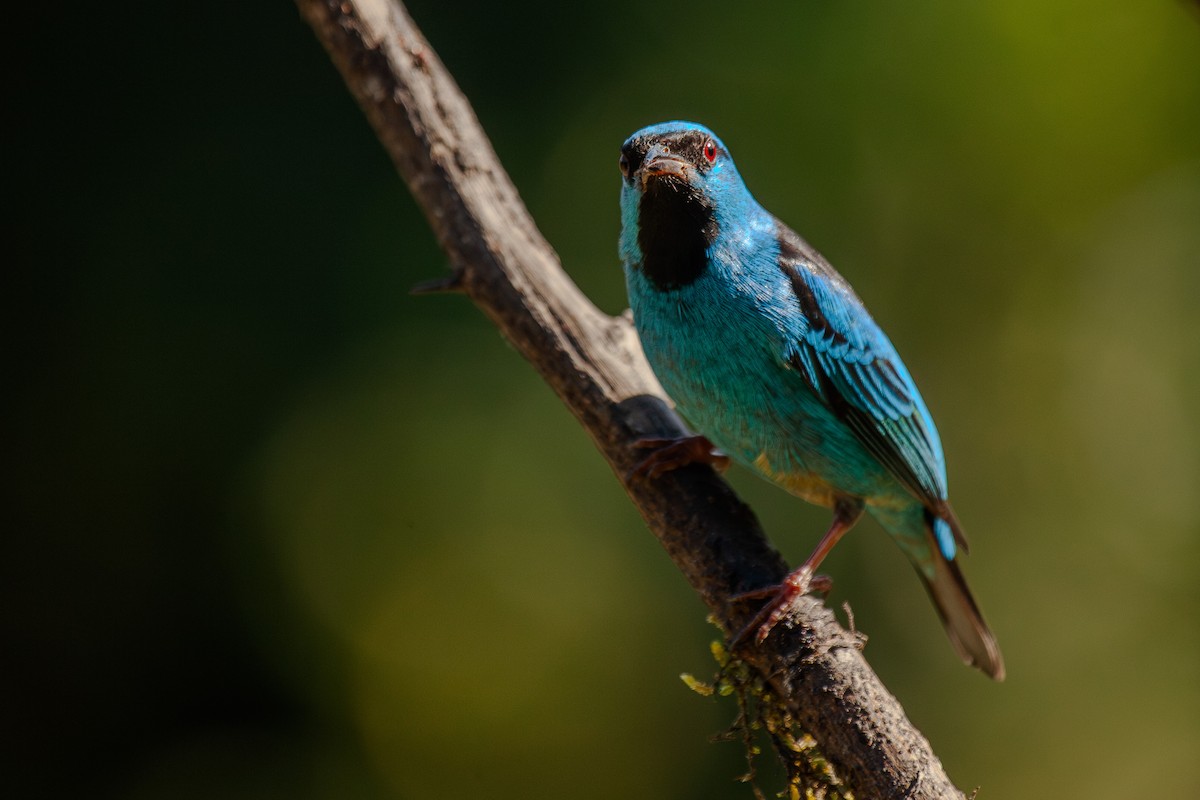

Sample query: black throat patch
[636,177,718,291]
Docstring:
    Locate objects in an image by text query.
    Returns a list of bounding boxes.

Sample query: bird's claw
[627,435,730,481]
[728,567,834,648]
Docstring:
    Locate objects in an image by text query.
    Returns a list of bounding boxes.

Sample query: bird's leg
[730,497,865,647]
[628,434,730,480]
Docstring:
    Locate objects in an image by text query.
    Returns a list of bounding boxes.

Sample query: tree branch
[296,1,968,796]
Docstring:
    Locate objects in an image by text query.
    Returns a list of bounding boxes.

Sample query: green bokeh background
[8,1,1199,797]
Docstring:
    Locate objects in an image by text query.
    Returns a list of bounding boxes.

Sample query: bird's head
[619,120,729,188]
[618,121,740,207]
[618,122,752,290]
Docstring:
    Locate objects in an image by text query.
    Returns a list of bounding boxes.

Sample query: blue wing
[774,223,951,513]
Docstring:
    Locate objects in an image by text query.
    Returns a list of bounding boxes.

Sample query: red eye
[703,139,717,163]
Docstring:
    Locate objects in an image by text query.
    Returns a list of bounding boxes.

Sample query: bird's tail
[916,510,1005,681]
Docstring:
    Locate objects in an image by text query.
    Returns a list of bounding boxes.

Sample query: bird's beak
[640,146,690,189]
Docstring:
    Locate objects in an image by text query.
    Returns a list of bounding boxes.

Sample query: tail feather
[918,526,1005,681]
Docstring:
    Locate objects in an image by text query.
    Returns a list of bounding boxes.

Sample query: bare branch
[296,1,969,796]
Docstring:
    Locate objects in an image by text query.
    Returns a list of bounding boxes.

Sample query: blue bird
[619,121,1004,679]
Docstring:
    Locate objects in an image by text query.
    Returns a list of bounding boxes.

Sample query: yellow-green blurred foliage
[7,0,1198,797]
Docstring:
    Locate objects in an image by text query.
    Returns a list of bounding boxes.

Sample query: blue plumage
[619,121,1003,679]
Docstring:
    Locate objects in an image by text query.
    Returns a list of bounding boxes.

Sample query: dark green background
[8,1,1199,797]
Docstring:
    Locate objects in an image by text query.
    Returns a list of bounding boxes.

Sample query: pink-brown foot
[728,498,861,649]
[729,567,834,648]
[628,435,730,481]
